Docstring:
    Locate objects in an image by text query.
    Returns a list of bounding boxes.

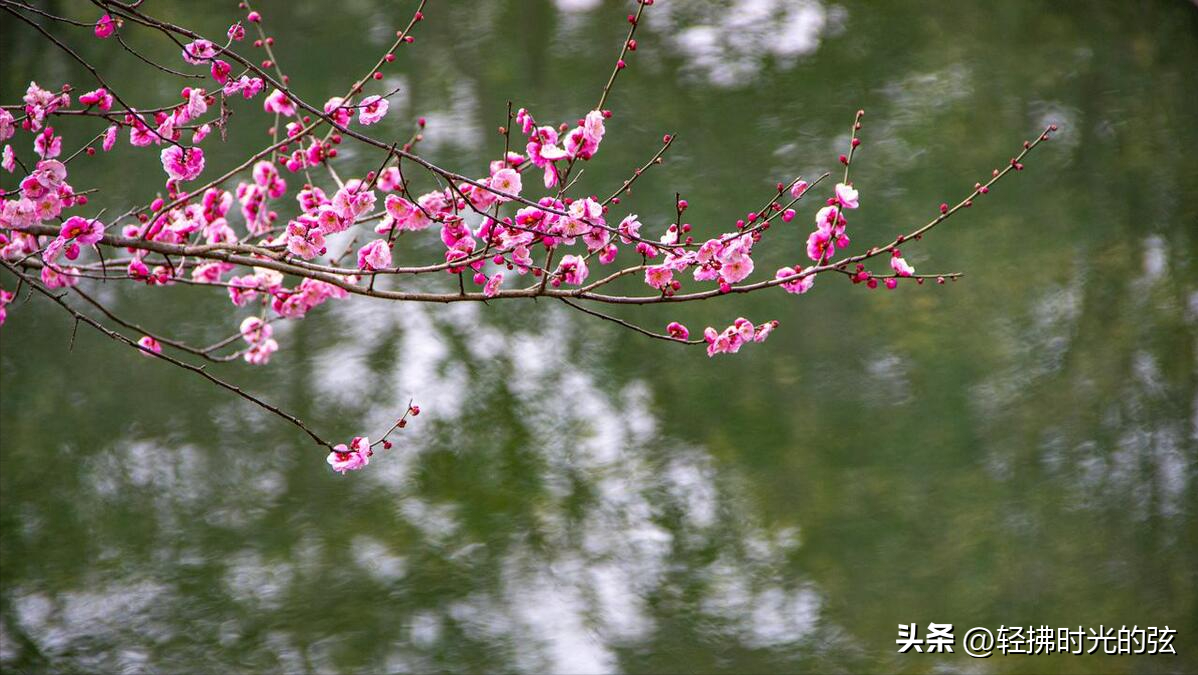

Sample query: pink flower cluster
[703,318,777,357]
[1,159,92,288]
[518,108,607,188]
[18,82,70,132]
[240,317,279,365]
[326,403,420,474]
[805,182,857,264]
[327,436,372,474]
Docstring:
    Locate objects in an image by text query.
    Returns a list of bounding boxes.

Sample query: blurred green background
[1,0,1195,673]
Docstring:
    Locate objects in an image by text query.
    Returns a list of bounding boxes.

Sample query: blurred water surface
[1,1,1196,673]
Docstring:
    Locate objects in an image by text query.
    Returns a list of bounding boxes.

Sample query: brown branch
[559,298,704,345]
[0,258,335,450]
[70,285,248,362]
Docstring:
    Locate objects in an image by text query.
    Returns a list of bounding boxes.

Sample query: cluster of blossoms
[239,316,278,365]
[0,153,92,290]
[327,436,372,474]
[0,0,1053,472]
[704,318,777,357]
[326,403,420,475]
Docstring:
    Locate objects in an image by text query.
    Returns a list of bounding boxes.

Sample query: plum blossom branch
[0,0,1058,475]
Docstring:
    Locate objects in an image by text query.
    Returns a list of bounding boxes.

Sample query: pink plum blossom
[489,167,522,201]
[890,250,915,277]
[754,320,778,342]
[224,75,264,99]
[377,166,402,192]
[515,108,535,135]
[314,204,347,234]
[556,254,589,285]
[562,197,603,238]
[34,130,61,159]
[526,126,568,188]
[180,39,216,65]
[263,89,296,116]
[160,145,205,181]
[323,97,352,126]
[815,205,845,233]
[666,321,689,340]
[40,264,78,289]
[358,96,389,125]
[102,125,118,151]
[776,265,815,294]
[78,88,113,111]
[720,254,754,283]
[357,239,392,271]
[806,228,833,262]
[0,109,13,142]
[22,82,68,132]
[59,216,105,245]
[645,265,673,291]
[327,437,371,475]
[128,119,155,147]
[583,110,606,146]
[483,272,504,298]
[244,338,279,364]
[94,14,116,39]
[717,233,755,283]
[383,195,428,232]
[210,59,232,84]
[564,110,606,160]
[191,261,232,284]
[285,218,326,259]
[331,180,376,222]
[184,88,208,121]
[835,182,859,209]
[618,214,642,244]
[297,185,329,213]
[510,245,533,273]
[137,336,162,355]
